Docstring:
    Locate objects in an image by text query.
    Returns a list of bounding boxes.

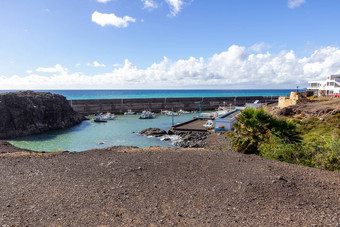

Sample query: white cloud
[91,11,136,28]
[26,70,33,74]
[2,45,340,89]
[250,42,267,53]
[288,0,306,8]
[93,61,106,68]
[41,9,50,13]
[97,0,111,3]
[165,0,184,16]
[142,0,158,10]
[36,64,67,73]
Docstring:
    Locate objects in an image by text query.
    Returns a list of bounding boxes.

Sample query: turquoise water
[8,113,197,152]
[0,89,298,100]
[3,89,298,151]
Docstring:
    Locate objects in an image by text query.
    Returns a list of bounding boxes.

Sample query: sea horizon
[0,89,301,100]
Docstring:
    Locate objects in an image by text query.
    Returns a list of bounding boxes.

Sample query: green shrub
[231,107,340,171]
[295,115,340,142]
[258,135,340,171]
[305,139,340,171]
[259,135,302,163]
[232,107,301,154]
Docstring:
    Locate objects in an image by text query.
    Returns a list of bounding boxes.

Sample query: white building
[308,74,340,96]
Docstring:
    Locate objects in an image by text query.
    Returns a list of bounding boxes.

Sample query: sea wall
[69,96,278,115]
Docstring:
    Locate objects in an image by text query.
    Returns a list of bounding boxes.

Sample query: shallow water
[8,113,198,152]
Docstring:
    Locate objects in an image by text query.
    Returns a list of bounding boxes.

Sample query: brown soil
[268,97,340,119]
[1,142,340,226]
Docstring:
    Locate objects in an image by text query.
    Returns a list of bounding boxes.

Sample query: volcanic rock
[140,128,167,137]
[0,91,83,139]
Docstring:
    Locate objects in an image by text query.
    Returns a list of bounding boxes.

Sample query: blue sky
[1,0,340,89]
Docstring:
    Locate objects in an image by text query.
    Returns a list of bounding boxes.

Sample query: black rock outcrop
[0,91,83,139]
[173,131,209,148]
[140,127,209,148]
[139,128,167,137]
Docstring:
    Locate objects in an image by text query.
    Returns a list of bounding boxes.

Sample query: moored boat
[94,117,107,123]
[178,109,190,114]
[165,111,178,116]
[139,111,156,119]
[124,109,135,115]
[100,112,115,120]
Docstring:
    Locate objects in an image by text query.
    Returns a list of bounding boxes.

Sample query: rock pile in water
[0,91,83,139]
[140,128,209,148]
[139,128,168,137]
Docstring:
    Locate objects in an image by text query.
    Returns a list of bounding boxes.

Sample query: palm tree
[232,107,301,154]
[233,108,272,154]
[270,118,302,144]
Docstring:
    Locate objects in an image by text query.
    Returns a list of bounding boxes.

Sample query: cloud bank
[2,45,340,89]
[91,11,136,28]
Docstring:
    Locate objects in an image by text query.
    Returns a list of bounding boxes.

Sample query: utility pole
[172,108,174,126]
[172,112,174,126]
[194,101,202,113]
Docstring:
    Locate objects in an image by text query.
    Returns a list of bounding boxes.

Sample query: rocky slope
[0,91,83,139]
[270,98,340,119]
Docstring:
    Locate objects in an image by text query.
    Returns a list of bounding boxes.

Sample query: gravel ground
[0,142,340,226]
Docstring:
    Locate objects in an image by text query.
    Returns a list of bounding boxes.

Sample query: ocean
[0,89,298,100]
[4,89,296,152]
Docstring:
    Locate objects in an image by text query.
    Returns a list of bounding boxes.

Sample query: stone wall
[278,91,313,109]
[69,96,279,115]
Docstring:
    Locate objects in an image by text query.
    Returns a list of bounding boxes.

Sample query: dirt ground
[268,97,340,119]
[1,141,339,226]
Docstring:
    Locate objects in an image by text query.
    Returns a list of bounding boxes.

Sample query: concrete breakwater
[69,96,278,115]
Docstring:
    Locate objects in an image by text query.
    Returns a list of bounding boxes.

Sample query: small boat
[178,109,190,114]
[124,109,135,115]
[94,117,107,123]
[100,112,115,120]
[139,111,156,119]
[165,111,178,116]
[161,110,168,115]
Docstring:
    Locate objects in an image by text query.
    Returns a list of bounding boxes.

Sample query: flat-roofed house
[308,74,340,96]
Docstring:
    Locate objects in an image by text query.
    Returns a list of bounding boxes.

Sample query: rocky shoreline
[0,91,83,139]
[139,128,210,148]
